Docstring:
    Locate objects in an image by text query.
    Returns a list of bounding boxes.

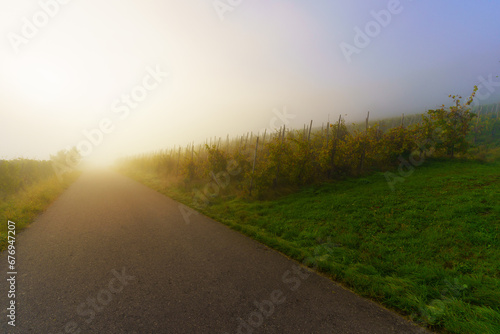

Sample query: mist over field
[1,0,499,166]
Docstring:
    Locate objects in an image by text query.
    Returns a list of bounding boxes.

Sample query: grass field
[0,172,80,252]
[124,157,500,334]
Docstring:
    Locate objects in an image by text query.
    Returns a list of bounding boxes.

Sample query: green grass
[0,172,80,252]
[124,158,500,334]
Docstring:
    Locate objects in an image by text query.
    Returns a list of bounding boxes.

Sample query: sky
[1,0,499,166]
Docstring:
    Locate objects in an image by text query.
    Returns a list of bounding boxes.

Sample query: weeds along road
[0,171,429,333]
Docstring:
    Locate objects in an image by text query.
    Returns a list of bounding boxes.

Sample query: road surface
[1,171,429,333]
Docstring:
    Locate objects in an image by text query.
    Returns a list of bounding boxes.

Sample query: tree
[426,86,478,158]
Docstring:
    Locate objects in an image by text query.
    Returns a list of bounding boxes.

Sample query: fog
[1,0,499,166]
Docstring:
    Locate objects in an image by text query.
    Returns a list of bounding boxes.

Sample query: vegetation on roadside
[122,156,500,334]
[0,150,81,252]
[188,159,499,334]
[118,91,499,200]
[0,159,55,200]
[117,92,500,333]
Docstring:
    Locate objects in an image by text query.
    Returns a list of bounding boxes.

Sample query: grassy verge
[0,172,80,252]
[122,158,499,334]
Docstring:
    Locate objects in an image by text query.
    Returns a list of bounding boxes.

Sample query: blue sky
[0,0,499,165]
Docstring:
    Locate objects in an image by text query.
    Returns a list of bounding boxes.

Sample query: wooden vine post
[249,136,259,196]
[474,106,482,144]
[358,111,369,173]
[176,146,181,175]
[325,121,330,148]
[307,120,313,142]
[274,125,285,187]
[329,115,342,177]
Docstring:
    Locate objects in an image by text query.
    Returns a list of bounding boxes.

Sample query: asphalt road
[1,171,430,333]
